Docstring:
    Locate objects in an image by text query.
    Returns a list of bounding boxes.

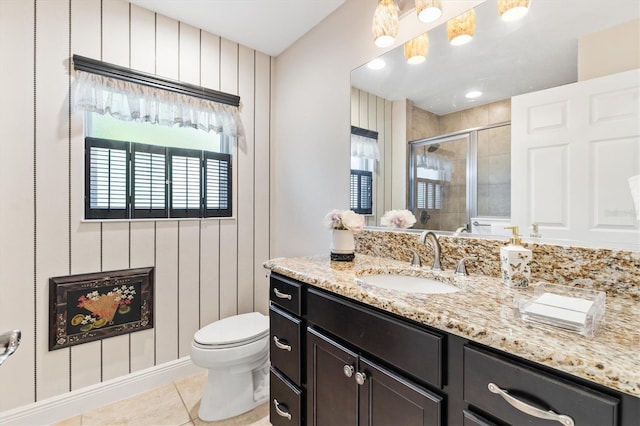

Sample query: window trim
[73,54,240,107]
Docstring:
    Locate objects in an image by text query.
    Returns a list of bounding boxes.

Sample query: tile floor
[54,372,270,426]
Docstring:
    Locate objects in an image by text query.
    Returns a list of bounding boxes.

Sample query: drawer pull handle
[273,398,292,420]
[355,371,367,386]
[273,336,292,351]
[273,288,292,300]
[488,383,574,426]
[343,365,354,378]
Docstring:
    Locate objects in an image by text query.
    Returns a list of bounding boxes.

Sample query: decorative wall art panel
[49,267,154,350]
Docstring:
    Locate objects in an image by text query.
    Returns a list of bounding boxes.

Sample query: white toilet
[190,312,270,422]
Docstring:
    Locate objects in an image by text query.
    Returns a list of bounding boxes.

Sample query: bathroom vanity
[265,254,640,426]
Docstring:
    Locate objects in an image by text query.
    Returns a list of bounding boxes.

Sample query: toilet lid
[194,312,269,347]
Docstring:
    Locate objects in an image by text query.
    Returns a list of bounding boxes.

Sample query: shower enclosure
[409,122,511,231]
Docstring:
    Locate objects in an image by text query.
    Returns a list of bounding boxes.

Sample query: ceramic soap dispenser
[500,226,532,288]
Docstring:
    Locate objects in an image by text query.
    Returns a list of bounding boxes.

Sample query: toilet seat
[194,312,269,349]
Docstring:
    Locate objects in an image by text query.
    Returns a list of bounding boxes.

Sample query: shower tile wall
[478,125,511,217]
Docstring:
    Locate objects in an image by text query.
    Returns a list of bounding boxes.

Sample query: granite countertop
[264,253,640,398]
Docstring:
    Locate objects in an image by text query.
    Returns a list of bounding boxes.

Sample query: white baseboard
[0,357,201,426]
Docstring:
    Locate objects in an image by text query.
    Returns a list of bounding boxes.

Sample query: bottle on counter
[500,226,532,288]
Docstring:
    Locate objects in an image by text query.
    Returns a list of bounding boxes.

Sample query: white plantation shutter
[132,144,167,218]
[205,152,232,216]
[170,149,202,217]
[86,138,128,219]
[85,138,232,219]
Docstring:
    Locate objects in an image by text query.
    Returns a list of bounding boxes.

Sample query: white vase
[331,229,355,261]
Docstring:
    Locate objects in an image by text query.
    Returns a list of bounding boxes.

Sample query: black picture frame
[49,267,154,351]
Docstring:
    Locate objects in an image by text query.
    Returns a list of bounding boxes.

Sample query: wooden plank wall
[0,0,271,411]
[350,87,393,227]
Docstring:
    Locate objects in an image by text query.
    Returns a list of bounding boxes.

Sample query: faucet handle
[455,257,477,276]
[403,248,422,267]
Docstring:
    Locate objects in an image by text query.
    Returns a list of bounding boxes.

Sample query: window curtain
[73,70,244,138]
[350,133,380,161]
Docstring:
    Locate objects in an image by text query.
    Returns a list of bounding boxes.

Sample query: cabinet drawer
[462,409,496,426]
[270,273,303,316]
[464,346,619,426]
[270,367,303,426]
[307,287,443,388]
[270,304,302,386]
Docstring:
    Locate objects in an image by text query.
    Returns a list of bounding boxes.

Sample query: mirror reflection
[350,0,639,246]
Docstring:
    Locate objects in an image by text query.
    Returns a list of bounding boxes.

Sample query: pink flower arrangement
[323,209,365,232]
[380,209,417,228]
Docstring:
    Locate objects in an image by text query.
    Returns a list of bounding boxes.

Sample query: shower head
[427,143,440,153]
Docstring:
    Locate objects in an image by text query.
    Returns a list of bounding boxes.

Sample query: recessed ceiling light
[367,58,386,70]
[465,90,482,99]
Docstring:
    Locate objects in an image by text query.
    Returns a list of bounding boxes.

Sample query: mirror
[350,0,639,247]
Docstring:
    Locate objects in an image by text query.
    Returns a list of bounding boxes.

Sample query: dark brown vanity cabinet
[269,272,640,426]
[463,346,621,426]
[269,274,305,425]
[306,327,442,425]
[305,287,443,425]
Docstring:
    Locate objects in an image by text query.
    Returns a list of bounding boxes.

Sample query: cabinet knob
[355,371,367,385]
[343,364,354,378]
[488,382,574,426]
[273,398,292,420]
[273,336,292,351]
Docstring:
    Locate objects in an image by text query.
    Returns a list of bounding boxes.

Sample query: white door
[511,69,640,248]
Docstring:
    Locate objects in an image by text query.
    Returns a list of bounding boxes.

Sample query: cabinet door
[358,356,442,426]
[307,327,358,426]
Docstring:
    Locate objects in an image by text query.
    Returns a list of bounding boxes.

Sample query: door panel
[359,357,442,426]
[307,327,358,426]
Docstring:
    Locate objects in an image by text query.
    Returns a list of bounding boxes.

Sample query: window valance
[72,55,244,138]
[350,132,380,161]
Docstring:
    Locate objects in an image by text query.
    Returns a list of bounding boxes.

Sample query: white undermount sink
[356,274,460,294]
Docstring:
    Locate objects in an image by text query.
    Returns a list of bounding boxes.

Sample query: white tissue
[629,175,640,220]
[522,292,595,328]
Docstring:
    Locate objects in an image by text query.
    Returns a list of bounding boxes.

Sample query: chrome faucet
[455,257,477,276]
[419,231,442,271]
[403,248,422,267]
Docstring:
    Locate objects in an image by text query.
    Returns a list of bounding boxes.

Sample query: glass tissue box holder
[516,283,606,337]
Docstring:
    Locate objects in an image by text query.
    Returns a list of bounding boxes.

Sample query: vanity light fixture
[367,58,387,70]
[404,32,429,64]
[415,0,442,23]
[497,0,530,21]
[446,9,475,46]
[372,0,399,48]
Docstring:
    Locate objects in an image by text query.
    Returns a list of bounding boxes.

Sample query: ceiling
[351,0,640,115]
[128,0,346,57]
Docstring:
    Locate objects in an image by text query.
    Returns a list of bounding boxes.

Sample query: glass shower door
[409,134,470,231]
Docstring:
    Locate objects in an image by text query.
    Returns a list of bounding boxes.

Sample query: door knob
[355,371,367,385]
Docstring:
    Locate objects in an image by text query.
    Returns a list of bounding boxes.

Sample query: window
[416,179,441,211]
[85,137,231,219]
[350,126,379,215]
[350,169,373,215]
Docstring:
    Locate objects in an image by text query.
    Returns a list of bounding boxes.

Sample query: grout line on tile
[173,380,195,421]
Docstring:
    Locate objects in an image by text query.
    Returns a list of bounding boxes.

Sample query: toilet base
[198,363,269,422]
